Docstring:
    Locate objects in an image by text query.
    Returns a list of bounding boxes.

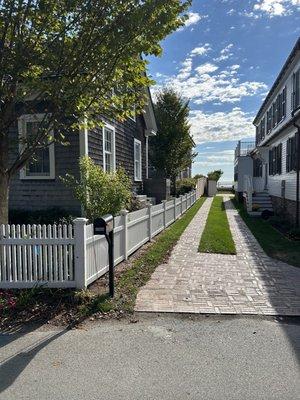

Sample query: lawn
[199,196,236,255]
[233,199,300,268]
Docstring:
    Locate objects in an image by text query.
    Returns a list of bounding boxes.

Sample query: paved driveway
[135,197,300,315]
[0,316,299,400]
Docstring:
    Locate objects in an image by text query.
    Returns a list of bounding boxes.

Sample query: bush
[176,178,196,196]
[62,156,132,220]
[207,169,223,182]
[288,228,300,241]
[9,208,74,225]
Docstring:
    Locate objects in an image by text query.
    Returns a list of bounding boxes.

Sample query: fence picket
[0,190,197,289]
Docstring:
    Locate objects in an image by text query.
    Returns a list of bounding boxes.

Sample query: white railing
[0,190,198,289]
[244,175,253,212]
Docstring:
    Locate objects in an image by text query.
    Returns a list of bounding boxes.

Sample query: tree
[207,170,223,182]
[0,0,191,224]
[150,88,196,194]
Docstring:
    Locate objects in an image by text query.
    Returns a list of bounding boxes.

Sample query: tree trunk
[0,171,9,224]
[171,175,177,197]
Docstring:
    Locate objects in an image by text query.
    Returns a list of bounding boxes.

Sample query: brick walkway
[135,196,300,316]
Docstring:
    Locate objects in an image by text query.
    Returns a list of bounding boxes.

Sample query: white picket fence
[0,190,197,289]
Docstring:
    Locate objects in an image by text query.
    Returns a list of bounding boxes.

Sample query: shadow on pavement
[0,327,68,393]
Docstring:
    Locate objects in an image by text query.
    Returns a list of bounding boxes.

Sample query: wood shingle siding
[88,115,147,193]
[9,123,81,214]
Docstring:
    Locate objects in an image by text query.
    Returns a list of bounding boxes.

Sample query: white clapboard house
[234,37,300,225]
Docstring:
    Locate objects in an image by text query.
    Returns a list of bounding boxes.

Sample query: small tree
[207,170,223,182]
[62,156,131,220]
[150,88,197,194]
[0,0,191,223]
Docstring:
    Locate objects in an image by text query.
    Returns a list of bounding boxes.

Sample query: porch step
[251,191,274,213]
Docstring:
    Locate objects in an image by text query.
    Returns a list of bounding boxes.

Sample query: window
[103,125,115,173]
[269,144,282,175]
[134,139,142,181]
[292,69,300,110]
[286,135,297,172]
[18,114,55,179]
[267,110,272,134]
[129,105,136,122]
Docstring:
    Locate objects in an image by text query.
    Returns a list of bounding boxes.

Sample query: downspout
[292,106,300,227]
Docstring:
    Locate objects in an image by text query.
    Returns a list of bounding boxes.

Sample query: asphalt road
[0,315,299,400]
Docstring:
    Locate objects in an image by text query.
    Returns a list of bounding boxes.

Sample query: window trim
[134,138,142,182]
[18,113,55,180]
[102,123,116,173]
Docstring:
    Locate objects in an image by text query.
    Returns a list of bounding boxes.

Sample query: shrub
[62,156,132,220]
[0,291,17,314]
[176,178,196,196]
[207,169,223,182]
[9,208,74,225]
[288,228,300,241]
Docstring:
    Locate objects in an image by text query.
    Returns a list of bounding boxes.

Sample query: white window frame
[18,113,55,180]
[129,105,136,122]
[102,123,116,173]
[134,138,142,182]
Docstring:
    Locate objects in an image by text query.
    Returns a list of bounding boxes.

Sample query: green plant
[176,178,196,196]
[150,88,197,194]
[207,170,223,182]
[288,228,300,241]
[62,156,132,220]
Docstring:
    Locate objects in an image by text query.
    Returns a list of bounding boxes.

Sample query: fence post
[180,195,183,215]
[148,204,153,241]
[120,210,129,260]
[162,200,167,228]
[74,218,88,289]
[185,193,188,211]
[174,197,177,221]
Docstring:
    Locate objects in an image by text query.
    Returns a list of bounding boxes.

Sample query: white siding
[255,54,300,144]
[267,126,299,201]
[235,156,253,192]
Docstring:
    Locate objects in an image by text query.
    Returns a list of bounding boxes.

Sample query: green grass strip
[86,197,207,315]
[199,196,236,255]
[233,199,300,268]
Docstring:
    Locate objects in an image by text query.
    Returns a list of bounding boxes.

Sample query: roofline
[253,37,300,125]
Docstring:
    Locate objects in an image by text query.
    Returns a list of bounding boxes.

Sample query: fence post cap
[73,217,88,224]
[120,209,129,215]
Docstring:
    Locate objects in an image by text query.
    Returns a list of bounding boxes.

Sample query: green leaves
[150,88,196,191]
[61,156,132,220]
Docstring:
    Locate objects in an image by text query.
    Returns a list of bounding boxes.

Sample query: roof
[253,37,300,125]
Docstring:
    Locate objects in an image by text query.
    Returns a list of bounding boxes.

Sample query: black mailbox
[93,214,115,298]
[94,214,113,236]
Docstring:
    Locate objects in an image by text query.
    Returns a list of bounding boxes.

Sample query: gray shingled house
[9,89,157,217]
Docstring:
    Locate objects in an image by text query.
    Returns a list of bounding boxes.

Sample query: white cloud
[194,150,235,167]
[189,108,255,144]
[195,62,219,75]
[153,56,267,106]
[190,43,212,57]
[250,0,300,17]
[214,44,234,62]
[179,12,207,30]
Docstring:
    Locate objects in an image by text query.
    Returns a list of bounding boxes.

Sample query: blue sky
[147,0,300,182]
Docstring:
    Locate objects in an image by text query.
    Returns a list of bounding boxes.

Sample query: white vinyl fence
[0,190,197,289]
